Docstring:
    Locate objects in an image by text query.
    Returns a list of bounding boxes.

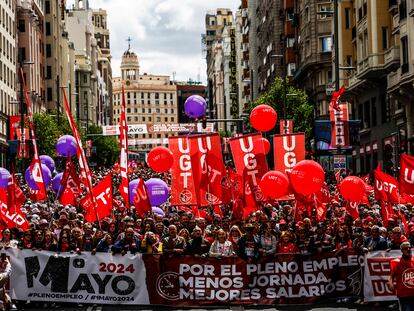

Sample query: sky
[67,0,240,84]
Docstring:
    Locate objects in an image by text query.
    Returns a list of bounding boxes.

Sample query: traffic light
[202,117,207,129]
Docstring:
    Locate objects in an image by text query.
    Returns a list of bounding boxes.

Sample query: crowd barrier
[1,248,401,306]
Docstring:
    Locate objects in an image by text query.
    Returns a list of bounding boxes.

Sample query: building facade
[112,47,178,151]
[0,0,17,166]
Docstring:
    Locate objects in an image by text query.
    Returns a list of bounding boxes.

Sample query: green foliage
[244,77,314,144]
[87,124,120,167]
[33,113,62,156]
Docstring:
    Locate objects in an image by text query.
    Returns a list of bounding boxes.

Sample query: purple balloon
[56,135,77,157]
[152,206,165,216]
[25,165,52,190]
[184,95,207,119]
[145,178,169,206]
[40,155,55,173]
[129,179,140,204]
[52,172,63,193]
[0,168,11,189]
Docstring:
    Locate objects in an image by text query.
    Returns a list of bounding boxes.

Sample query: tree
[243,77,314,145]
[33,113,62,156]
[87,125,120,167]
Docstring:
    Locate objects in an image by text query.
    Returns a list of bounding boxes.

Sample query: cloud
[67,0,239,83]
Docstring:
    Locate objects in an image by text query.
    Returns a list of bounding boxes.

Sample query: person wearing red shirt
[277,231,298,254]
[388,242,414,311]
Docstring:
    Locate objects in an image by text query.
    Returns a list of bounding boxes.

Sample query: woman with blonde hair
[276,231,298,254]
[209,229,234,258]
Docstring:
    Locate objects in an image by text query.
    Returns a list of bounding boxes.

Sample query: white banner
[363,250,408,302]
[6,249,149,305]
[102,123,215,136]
[103,124,148,136]
[128,138,169,146]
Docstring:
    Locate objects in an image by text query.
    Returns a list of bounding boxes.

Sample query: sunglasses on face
[402,247,411,251]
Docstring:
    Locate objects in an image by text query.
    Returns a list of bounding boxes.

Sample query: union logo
[179,190,192,204]
[402,267,414,289]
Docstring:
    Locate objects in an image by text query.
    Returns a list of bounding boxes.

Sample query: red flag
[133,177,151,217]
[119,82,129,209]
[62,89,99,220]
[374,168,401,204]
[169,136,199,206]
[346,201,359,220]
[190,134,228,206]
[380,201,389,228]
[273,133,305,173]
[82,174,113,223]
[0,178,29,230]
[59,156,81,206]
[330,85,345,111]
[316,183,331,204]
[400,154,414,195]
[230,133,268,207]
[20,68,47,200]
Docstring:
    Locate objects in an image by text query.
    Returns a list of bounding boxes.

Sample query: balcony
[285,47,295,64]
[384,46,400,72]
[356,53,387,80]
[243,69,250,79]
[243,51,249,61]
[389,0,398,14]
[387,69,401,91]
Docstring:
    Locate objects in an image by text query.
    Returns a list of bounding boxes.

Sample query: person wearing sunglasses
[388,242,414,311]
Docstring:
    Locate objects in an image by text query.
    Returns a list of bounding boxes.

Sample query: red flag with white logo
[0,177,29,230]
[82,173,113,223]
[133,177,151,217]
[119,82,129,209]
[330,102,349,148]
[273,133,305,173]
[374,166,401,204]
[189,134,228,206]
[230,133,268,208]
[400,154,414,195]
[169,136,199,206]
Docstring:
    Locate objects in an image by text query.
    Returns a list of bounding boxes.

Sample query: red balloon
[260,171,290,199]
[147,147,174,173]
[289,160,325,195]
[340,176,366,202]
[250,104,277,132]
[260,137,270,155]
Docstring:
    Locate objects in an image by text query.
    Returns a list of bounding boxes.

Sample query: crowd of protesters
[0,162,413,310]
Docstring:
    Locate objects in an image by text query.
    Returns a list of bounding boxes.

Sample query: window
[46,44,51,57]
[127,108,131,113]
[345,8,350,29]
[47,87,52,101]
[18,19,25,32]
[46,66,52,79]
[401,36,409,73]
[400,0,407,21]
[142,108,145,113]
[382,27,388,50]
[46,22,51,36]
[18,47,26,61]
[83,74,88,84]
[45,0,50,14]
[318,3,331,19]
[371,97,377,127]
[320,36,332,52]
[156,117,161,122]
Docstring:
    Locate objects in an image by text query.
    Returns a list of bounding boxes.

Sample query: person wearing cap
[236,223,261,262]
[389,242,414,311]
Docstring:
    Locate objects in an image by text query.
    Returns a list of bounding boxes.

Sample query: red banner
[119,82,129,209]
[20,68,47,200]
[58,156,81,206]
[400,154,414,195]
[169,136,199,206]
[230,133,268,205]
[330,85,345,111]
[0,177,29,230]
[143,249,362,306]
[189,134,228,206]
[329,103,349,148]
[279,119,293,134]
[273,133,305,173]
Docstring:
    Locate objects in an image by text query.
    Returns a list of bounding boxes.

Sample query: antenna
[172,71,176,82]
